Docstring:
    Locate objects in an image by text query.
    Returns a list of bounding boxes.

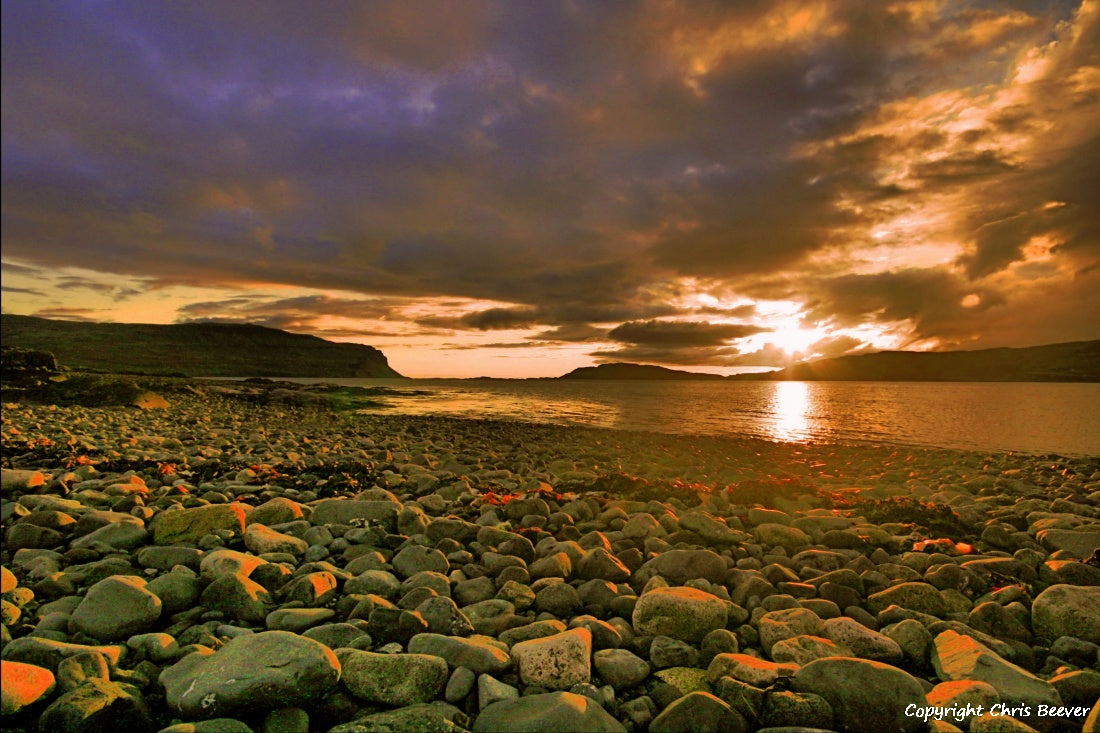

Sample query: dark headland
[0,314,402,378]
[560,340,1100,382]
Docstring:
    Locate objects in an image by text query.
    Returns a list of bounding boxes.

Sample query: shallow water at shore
[283,378,1100,456]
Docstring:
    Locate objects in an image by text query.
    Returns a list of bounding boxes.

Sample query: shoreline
[2,389,1098,732]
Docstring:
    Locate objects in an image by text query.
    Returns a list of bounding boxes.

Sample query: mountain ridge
[0,314,403,378]
[558,340,1100,382]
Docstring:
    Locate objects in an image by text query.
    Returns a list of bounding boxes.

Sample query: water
[288,378,1100,456]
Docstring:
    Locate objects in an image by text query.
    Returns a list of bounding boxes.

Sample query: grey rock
[512,628,592,691]
[472,691,625,733]
[931,629,1061,729]
[336,648,449,706]
[417,596,475,636]
[328,702,468,733]
[633,586,728,644]
[650,690,747,733]
[593,648,650,690]
[1032,584,1100,644]
[69,576,161,641]
[38,678,153,733]
[407,633,512,675]
[637,549,727,585]
[821,616,903,663]
[478,673,519,710]
[392,545,450,578]
[159,631,340,718]
[199,573,272,623]
[792,657,926,733]
[0,636,124,674]
[758,607,822,656]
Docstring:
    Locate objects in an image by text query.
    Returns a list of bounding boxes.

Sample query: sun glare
[768,324,825,357]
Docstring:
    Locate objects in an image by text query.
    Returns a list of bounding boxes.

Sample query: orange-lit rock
[0,660,56,714]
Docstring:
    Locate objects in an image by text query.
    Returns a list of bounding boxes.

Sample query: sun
[767,323,825,358]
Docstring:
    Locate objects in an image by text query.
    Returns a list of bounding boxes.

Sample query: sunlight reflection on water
[291,377,1100,454]
[768,381,812,443]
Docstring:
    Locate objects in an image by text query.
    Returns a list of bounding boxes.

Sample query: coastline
[2,388,1098,732]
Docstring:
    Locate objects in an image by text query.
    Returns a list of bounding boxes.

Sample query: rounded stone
[593,648,650,690]
[792,657,926,733]
[336,648,449,706]
[68,575,162,641]
[159,630,340,719]
[472,691,626,733]
[632,586,728,644]
[1032,584,1100,644]
[511,628,592,691]
[0,660,56,714]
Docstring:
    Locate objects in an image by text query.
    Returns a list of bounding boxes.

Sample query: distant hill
[745,339,1100,382]
[557,340,1100,382]
[0,314,403,378]
[559,362,724,380]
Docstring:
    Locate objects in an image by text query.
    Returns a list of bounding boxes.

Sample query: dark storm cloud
[30,307,101,322]
[175,294,406,337]
[608,320,765,347]
[2,0,1097,351]
[592,345,748,368]
[530,324,609,343]
[416,306,539,331]
[909,151,1017,183]
[801,268,1007,343]
[592,319,767,367]
[1,285,46,297]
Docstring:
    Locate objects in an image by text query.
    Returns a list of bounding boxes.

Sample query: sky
[2,0,1098,378]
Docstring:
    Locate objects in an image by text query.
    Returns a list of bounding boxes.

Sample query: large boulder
[650,690,747,733]
[336,649,449,706]
[632,586,728,644]
[792,657,926,733]
[159,631,340,719]
[758,608,822,656]
[473,691,625,733]
[308,499,399,531]
[867,582,947,618]
[38,679,153,733]
[821,616,904,663]
[154,504,247,545]
[0,637,124,674]
[931,630,1061,731]
[68,576,161,641]
[408,634,511,676]
[0,660,55,714]
[511,628,591,691]
[637,549,728,584]
[243,524,307,556]
[1032,584,1100,644]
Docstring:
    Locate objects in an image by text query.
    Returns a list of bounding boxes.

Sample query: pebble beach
[2,383,1099,733]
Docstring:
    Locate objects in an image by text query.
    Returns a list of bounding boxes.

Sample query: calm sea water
[290,379,1100,456]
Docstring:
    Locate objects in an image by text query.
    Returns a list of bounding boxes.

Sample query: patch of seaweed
[826,495,972,537]
[725,477,820,507]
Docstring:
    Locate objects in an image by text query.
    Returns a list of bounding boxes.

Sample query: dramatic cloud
[2,0,1097,376]
[608,320,765,347]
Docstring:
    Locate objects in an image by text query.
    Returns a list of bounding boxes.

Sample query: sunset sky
[3,1,1098,377]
